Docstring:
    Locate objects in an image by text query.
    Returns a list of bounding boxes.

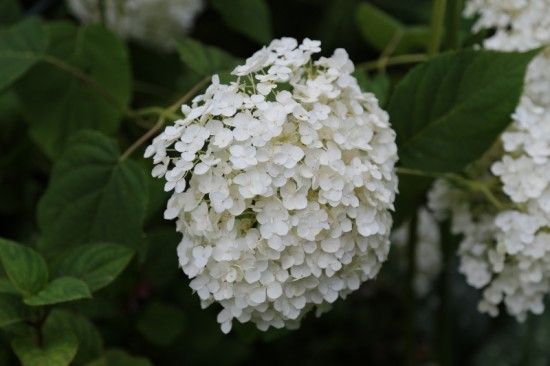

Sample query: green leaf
[136,302,186,346]
[354,70,391,106]
[12,310,78,366]
[0,293,27,327]
[0,0,22,25]
[87,349,153,366]
[400,26,430,53]
[38,131,148,256]
[0,276,18,294]
[388,49,538,173]
[142,228,180,288]
[0,238,48,296]
[355,3,428,54]
[210,0,273,44]
[47,310,103,365]
[0,18,47,92]
[393,175,433,226]
[356,3,401,51]
[368,0,432,24]
[15,22,131,158]
[24,277,91,306]
[177,38,241,77]
[52,243,134,292]
[317,0,361,50]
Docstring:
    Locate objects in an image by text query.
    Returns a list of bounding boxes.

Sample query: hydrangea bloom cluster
[66,0,204,50]
[427,1,550,320]
[465,0,550,52]
[146,38,398,332]
[392,208,442,296]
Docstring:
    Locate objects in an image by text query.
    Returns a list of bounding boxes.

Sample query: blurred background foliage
[0,0,542,365]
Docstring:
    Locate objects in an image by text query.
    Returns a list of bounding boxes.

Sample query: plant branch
[376,30,405,73]
[447,0,463,50]
[396,167,506,210]
[166,76,210,113]
[120,116,166,161]
[428,0,448,55]
[358,54,428,72]
[120,76,210,161]
[405,212,418,366]
[42,55,124,112]
[437,221,454,366]
[126,107,180,121]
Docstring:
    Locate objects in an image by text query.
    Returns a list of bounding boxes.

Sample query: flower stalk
[428,0,448,56]
[120,76,210,161]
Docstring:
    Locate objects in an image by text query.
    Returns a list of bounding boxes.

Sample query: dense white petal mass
[465,0,550,52]
[146,38,398,332]
[66,0,204,50]
[428,0,550,321]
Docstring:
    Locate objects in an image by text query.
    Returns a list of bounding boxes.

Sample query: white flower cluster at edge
[392,208,442,297]
[66,0,204,50]
[146,37,398,333]
[428,0,550,321]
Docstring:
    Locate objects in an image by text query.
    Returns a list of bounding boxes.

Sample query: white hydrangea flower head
[465,0,550,51]
[66,0,204,50]
[428,180,550,320]
[146,38,398,333]
[392,208,442,296]
[424,0,550,321]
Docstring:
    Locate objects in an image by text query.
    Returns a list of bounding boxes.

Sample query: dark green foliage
[38,131,148,256]
[23,277,91,306]
[11,310,79,366]
[136,302,186,346]
[51,243,134,292]
[0,294,28,327]
[0,238,48,296]
[356,3,430,54]
[389,49,538,173]
[210,0,273,44]
[15,23,131,158]
[177,37,241,77]
[389,48,538,225]
[0,1,540,365]
[0,19,47,92]
[0,0,22,25]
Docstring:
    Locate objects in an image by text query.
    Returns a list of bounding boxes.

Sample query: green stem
[428,0,448,56]
[166,76,210,112]
[405,212,418,366]
[396,167,506,210]
[120,116,166,161]
[446,0,463,50]
[465,180,505,211]
[42,55,124,112]
[127,107,180,121]
[520,315,535,365]
[120,76,210,161]
[376,29,405,73]
[358,54,428,72]
[396,167,446,180]
[437,221,454,366]
[99,0,106,24]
